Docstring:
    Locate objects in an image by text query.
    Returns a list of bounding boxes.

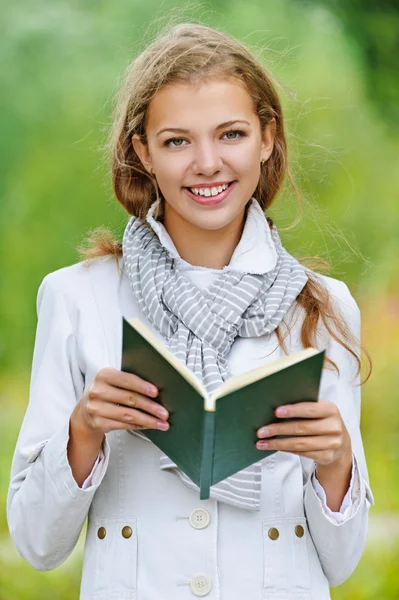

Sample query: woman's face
[132,77,275,233]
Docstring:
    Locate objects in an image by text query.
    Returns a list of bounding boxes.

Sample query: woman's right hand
[68,368,169,487]
[72,367,170,437]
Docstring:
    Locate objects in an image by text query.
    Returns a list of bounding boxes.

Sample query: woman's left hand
[256,399,352,468]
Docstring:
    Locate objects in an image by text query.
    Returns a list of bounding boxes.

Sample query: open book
[122,317,325,499]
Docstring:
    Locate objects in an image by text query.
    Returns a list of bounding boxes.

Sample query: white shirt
[7,200,374,599]
[84,200,355,519]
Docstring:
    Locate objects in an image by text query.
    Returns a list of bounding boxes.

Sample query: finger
[97,368,159,398]
[257,417,339,439]
[89,401,170,431]
[91,417,153,434]
[274,400,334,420]
[91,384,169,420]
[256,435,338,453]
[95,417,138,433]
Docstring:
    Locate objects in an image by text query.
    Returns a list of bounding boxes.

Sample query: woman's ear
[131,134,153,174]
[261,117,276,162]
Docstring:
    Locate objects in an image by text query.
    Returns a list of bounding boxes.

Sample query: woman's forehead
[146,78,257,134]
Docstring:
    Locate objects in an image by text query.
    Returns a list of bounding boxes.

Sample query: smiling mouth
[184,180,237,205]
[185,181,235,197]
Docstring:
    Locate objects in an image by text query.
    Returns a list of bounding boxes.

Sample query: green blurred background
[1,0,398,597]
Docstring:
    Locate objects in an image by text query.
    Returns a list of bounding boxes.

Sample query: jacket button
[97,527,106,540]
[190,574,212,596]
[268,527,279,541]
[121,526,133,539]
[189,509,210,529]
[295,525,305,538]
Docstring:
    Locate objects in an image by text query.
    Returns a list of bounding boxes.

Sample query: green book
[122,317,325,500]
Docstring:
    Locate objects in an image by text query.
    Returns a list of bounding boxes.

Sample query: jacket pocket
[262,516,311,600]
[90,517,138,599]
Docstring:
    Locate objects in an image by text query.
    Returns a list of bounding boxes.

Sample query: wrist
[314,446,353,512]
[68,404,105,488]
[70,403,105,447]
[316,445,353,479]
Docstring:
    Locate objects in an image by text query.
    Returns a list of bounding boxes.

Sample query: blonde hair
[81,22,371,383]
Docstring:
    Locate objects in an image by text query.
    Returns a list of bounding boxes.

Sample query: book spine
[199,410,216,500]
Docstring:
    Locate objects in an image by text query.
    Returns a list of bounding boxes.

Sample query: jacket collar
[145,197,278,275]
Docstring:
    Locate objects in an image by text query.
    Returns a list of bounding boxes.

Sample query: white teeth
[189,183,229,196]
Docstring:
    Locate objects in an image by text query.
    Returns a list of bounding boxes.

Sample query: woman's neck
[163,205,246,270]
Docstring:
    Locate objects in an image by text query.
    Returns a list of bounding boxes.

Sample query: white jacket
[7,204,374,599]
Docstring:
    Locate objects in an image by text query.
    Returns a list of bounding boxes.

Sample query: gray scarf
[122,198,308,510]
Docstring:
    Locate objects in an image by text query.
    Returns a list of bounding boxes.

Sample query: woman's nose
[192,143,224,175]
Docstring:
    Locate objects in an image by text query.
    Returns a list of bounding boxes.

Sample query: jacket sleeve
[6,273,110,571]
[301,279,374,586]
[312,457,356,522]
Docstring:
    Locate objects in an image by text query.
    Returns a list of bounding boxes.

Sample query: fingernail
[156,420,169,431]
[147,385,158,397]
[257,428,270,438]
[276,407,287,417]
[157,407,169,419]
[257,441,268,450]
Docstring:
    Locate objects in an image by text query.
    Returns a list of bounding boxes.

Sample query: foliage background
[1,0,398,597]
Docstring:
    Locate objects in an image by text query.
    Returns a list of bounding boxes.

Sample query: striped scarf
[122,198,308,510]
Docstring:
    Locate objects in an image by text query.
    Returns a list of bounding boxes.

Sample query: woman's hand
[256,400,353,511]
[256,400,351,468]
[68,368,169,487]
[73,367,169,436]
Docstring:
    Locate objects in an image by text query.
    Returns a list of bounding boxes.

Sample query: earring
[261,158,265,166]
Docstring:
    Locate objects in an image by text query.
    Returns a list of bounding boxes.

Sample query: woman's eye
[223,130,245,140]
[164,138,186,148]
[164,130,246,148]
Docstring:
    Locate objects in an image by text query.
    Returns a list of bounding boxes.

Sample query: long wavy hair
[81,22,371,383]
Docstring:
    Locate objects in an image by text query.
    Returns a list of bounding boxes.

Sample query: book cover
[121,317,325,499]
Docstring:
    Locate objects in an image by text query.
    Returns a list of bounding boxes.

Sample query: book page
[208,347,322,409]
[127,318,208,399]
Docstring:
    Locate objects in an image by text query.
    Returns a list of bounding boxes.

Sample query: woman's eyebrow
[156,119,251,137]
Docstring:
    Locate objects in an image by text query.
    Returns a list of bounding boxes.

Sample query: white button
[190,574,212,596]
[189,509,210,530]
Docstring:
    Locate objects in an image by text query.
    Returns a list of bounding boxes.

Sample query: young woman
[7,23,374,600]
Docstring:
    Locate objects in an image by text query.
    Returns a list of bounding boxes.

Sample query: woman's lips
[184,181,236,205]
